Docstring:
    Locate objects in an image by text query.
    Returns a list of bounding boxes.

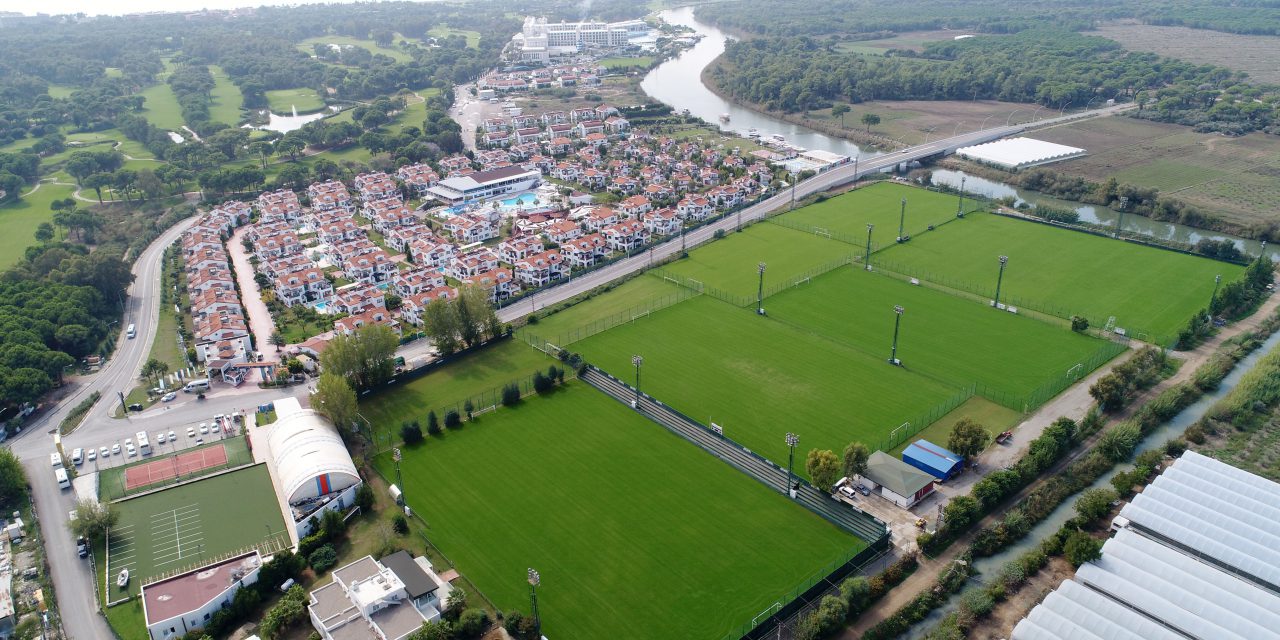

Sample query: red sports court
[123,445,228,491]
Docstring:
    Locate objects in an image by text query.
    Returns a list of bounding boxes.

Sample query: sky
[5,0,422,17]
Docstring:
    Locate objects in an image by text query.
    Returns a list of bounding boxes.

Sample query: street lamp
[631,355,643,407]
[853,155,859,180]
[897,198,907,243]
[993,256,1009,308]
[864,224,874,271]
[528,568,541,634]
[785,432,799,498]
[756,262,767,315]
[956,176,967,218]
[393,447,403,503]
[1006,109,1024,127]
[889,305,904,366]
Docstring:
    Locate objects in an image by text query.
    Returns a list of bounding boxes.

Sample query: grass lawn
[524,274,684,342]
[266,88,326,114]
[208,66,244,126]
[668,126,766,153]
[874,212,1244,342]
[777,181,982,246]
[427,25,481,48]
[138,82,186,131]
[660,223,859,301]
[572,295,961,466]
[47,84,76,99]
[598,56,655,69]
[887,396,1020,458]
[103,465,288,599]
[765,268,1116,401]
[0,182,76,269]
[102,596,148,640]
[298,34,414,63]
[374,383,862,640]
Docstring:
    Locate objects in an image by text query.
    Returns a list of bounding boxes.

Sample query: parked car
[76,536,88,558]
[156,432,166,444]
[111,444,121,455]
[127,403,143,412]
[199,423,209,435]
[168,430,176,441]
[87,448,97,462]
[99,446,109,458]
[194,437,204,445]
[855,484,870,496]
[161,391,177,403]
[187,427,196,437]
[126,444,136,457]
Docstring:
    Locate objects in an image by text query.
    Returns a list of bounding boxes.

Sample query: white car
[72,448,84,465]
[126,444,137,457]
[99,446,109,458]
[87,448,97,462]
[187,427,196,438]
[199,424,209,435]
[124,438,133,448]
[111,443,121,455]
[156,432,166,444]
[161,391,177,402]
[194,437,204,445]
[168,430,176,441]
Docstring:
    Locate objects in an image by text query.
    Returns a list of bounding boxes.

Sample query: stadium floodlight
[898,198,908,243]
[528,568,541,633]
[757,262,767,315]
[785,433,799,497]
[956,177,967,218]
[993,256,1009,308]
[889,305,904,366]
[631,355,643,406]
[1209,274,1222,318]
[865,224,875,271]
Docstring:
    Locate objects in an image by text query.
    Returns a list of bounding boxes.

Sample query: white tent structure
[955,137,1086,170]
[267,397,360,505]
[1012,451,1280,640]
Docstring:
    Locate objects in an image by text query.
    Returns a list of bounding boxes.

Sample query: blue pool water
[501,193,538,207]
[314,301,328,312]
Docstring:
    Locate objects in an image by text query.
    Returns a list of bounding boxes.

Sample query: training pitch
[377,383,862,640]
[875,211,1244,342]
[778,181,982,245]
[104,464,288,600]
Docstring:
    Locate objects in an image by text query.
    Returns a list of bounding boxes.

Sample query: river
[641,7,1276,260]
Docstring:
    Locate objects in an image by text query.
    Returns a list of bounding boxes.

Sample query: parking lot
[65,412,244,474]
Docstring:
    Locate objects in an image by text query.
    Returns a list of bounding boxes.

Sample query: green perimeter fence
[649,253,863,309]
[98,434,254,502]
[518,287,701,349]
[974,339,1129,414]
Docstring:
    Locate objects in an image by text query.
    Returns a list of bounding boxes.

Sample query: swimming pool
[314,301,329,313]
[501,193,539,207]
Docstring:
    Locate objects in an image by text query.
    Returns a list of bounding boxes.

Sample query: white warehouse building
[267,397,362,538]
[1012,451,1280,640]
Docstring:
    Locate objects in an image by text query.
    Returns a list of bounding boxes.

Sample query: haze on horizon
[8,0,437,18]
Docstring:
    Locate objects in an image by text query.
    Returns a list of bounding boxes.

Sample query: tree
[942,495,980,531]
[83,172,113,203]
[1063,530,1102,567]
[842,441,869,478]
[860,113,881,132]
[311,373,357,435]
[947,418,990,458]
[831,104,850,128]
[270,331,287,353]
[249,141,274,169]
[277,136,306,161]
[34,222,54,242]
[1074,487,1118,523]
[0,448,27,510]
[1089,374,1129,412]
[401,421,423,445]
[426,410,440,435]
[319,325,399,391]
[140,357,170,386]
[68,499,118,541]
[805,449,841,492]
[1098,423,1139,462]
[308,544,338,572]
[444,410,461,428]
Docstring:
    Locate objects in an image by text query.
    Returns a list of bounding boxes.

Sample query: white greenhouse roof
[955,137,1085,170]
[1012,452,1280,640]
[267,397,360,504]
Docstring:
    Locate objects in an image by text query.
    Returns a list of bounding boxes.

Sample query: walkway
[840,292,1280,638]
[580,366,887,543]
[227,226,278,361]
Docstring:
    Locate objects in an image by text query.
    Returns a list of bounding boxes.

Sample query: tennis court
[124,445,228,491]
[99,436,253,502]
[103,464,289,600]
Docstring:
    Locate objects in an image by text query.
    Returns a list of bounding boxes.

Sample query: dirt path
[841,293,1280,638]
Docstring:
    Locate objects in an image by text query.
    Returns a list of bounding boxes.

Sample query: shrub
[401,421,423,445]
[713,228,726,239]
[463,399,474,418]
[840,575,871,614]
[1070,315,1089,332]
[392,513,409,534]
[1098,423,1140,462]
[444,410,462,429]
[1000,560,1026,589]
[297,533,324,558]
[1184,422,1207,444]
[426,411,440,435]
[355,483,374,512]
[309,544,338,573]
[532,371,554,394]
[1063,530,1102,567]
[960,587,994,617]
[1164,438,1187,457]
[1111,470,1138,497]
[455,609,489,638]
[1074,487,1118,523]
[501,383,521,406]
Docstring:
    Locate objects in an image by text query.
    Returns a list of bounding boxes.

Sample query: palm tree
[270,331,287,354]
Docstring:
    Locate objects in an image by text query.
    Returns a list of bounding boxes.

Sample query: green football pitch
[104,465,289,599]
[571,295,963,464]
[776,181,982,246]
[376,383,862,640]
[874,212,1244,342]
[764,268,1121,402]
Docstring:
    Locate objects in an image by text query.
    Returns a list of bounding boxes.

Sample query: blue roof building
[902,439,964,481]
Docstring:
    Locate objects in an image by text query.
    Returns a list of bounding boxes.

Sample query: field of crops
[376,384,861,640]
[874,212,1242,341]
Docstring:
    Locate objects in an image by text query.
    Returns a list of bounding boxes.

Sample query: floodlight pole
[864,224,874,271]
[393,447,403,502]
[528,568,541,634]
[1210,274,1222,315]
[757,262,767,315]
[790,174,797,210]
[993,256,1009,307]
[897,198,907,242]
[785,432,799,497]
[956,177,967,218]
[889,305,904,365]
[631,355,643,406]
[853,155,859,180]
